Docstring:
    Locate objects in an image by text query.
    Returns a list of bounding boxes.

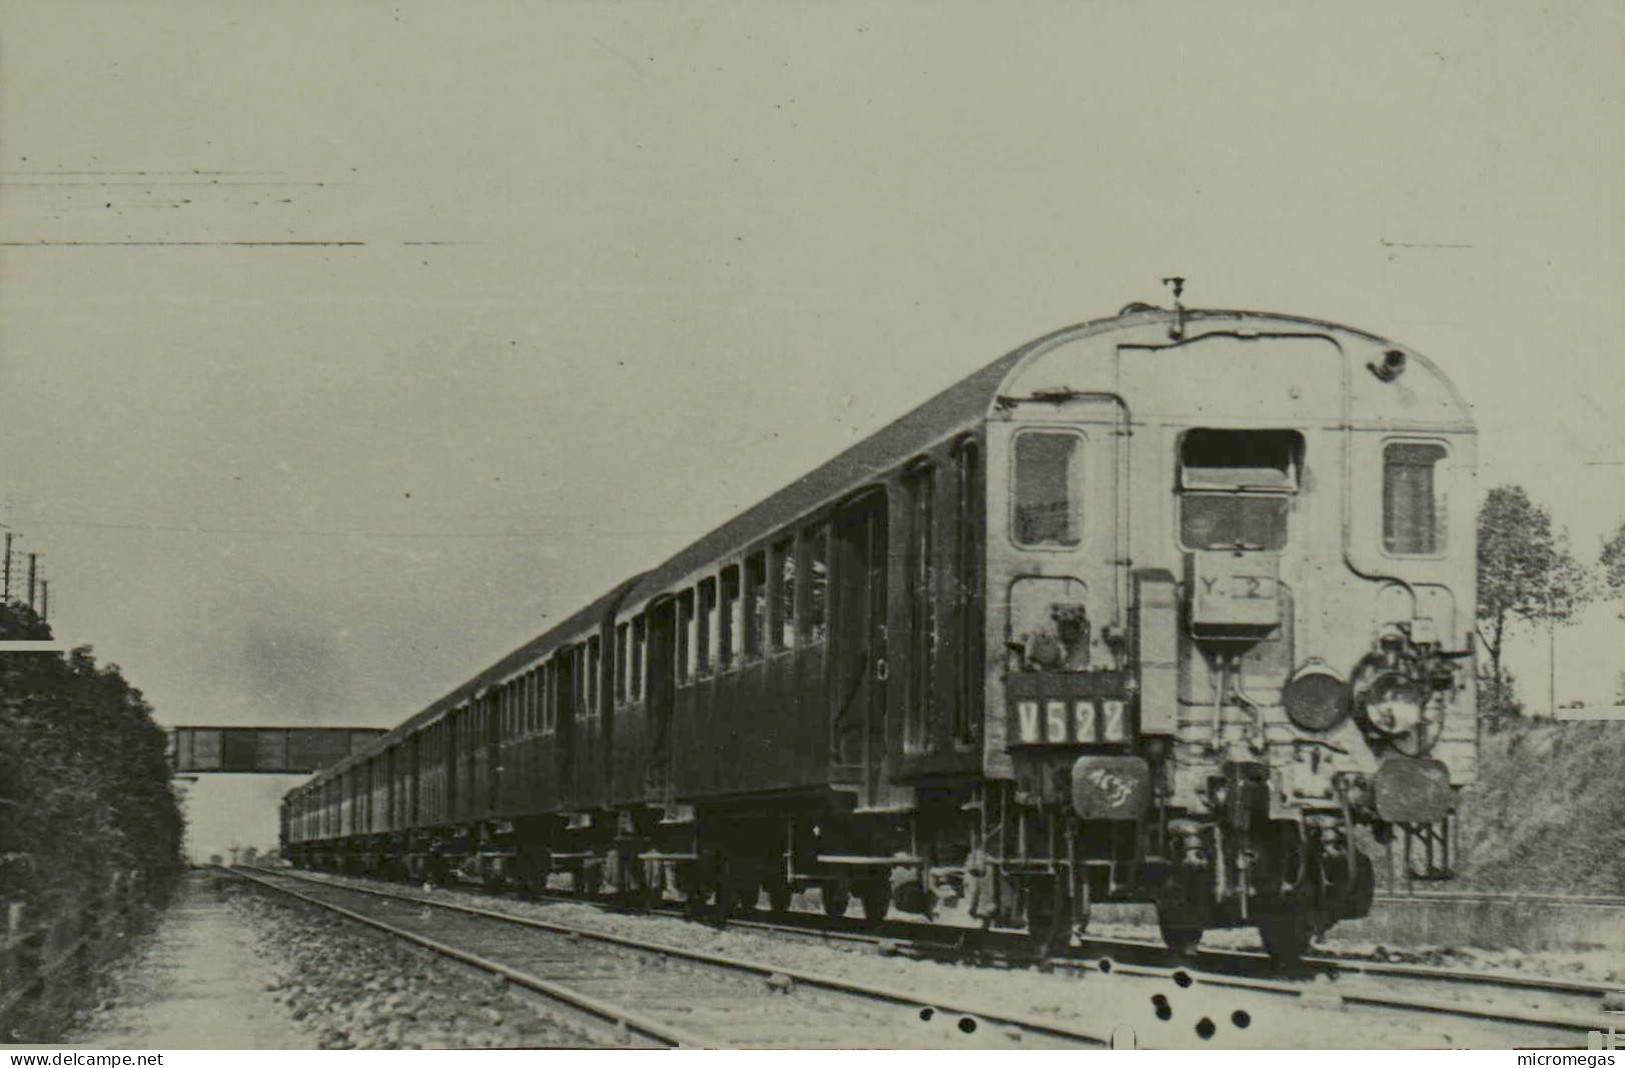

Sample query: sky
[3,2,1623,857]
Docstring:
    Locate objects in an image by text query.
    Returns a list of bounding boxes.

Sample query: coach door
[830,489,889,797]
[554,648,577,792]
[646,599,677,791]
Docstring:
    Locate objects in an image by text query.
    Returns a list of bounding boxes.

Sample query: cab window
[1384,441,1447,555]
[1178,429,1301,551]
[1012,430,1084,547]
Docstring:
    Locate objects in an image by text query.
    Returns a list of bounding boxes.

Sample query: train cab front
[982,311,1477,963]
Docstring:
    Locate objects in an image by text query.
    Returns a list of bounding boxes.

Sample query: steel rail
[229,867,706,1048]
[257,867,1612,1041]
[1047,956,1607,1037]
[1374,890,1625,909]
[1069,931,1619,999]
[720,914,1608,1038]
[241,867,1113,1048]
[713,915,1609,1036]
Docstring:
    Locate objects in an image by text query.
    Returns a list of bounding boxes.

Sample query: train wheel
[632,861,662,911]
[1346,852,1376,919]
[711,880,734,922]
[764,879,794,914]
[1155,894,1205,957]
[1257,911,1314,967]
[1025,876,1072,957]
[1158,921,1203,958]
[821,880,851,918]
[856,879,891,925]
[1154,871,1208,959]
[713,867,754,924]
[673,863,706,917]
[1074,877,1092,938]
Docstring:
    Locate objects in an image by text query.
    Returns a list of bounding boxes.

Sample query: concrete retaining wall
[1092,894,1625,953]
[1338,894,1625,953]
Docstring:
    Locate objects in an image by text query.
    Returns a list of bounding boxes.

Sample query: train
[282,303,1478,962]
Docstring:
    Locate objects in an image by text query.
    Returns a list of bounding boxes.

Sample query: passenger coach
[285,304,1477,962]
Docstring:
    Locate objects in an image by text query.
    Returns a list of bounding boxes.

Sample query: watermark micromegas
[1520,1052,1616,1065]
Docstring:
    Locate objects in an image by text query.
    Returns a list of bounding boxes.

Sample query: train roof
[296,573,644,790]
[286,305,1469,801]
[613,304,1471,611]
[609,311,1143,612]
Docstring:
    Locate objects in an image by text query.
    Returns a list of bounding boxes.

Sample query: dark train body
[283,306,1478,959]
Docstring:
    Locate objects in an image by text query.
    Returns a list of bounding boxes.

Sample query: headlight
[1283,664,1351,731]
[1360,673,1427,736]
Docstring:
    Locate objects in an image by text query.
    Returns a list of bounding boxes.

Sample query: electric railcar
[282,304,1477,961]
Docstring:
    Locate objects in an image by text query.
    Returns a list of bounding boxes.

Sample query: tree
[1475,486,1593,706]
[1602,521,1625,621]
[0,601,183,913]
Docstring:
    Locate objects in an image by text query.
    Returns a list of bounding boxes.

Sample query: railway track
[510,880,1620,1025]
[229,867,1113,1049]
[1375,890,1625,909]
[716,909,1616,1041]
[248,866,1615,1047]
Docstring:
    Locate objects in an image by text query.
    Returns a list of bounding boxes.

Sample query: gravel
[277,872,1575,1049]
[232,884,605,1048]
[1084,915,1623,987]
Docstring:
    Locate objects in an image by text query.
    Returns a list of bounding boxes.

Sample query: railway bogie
[283,305,1477,961]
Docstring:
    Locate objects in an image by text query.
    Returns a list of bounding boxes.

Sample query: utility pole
[26,553,37,611]
[1549,613,1557,716]
[41,580,48,622]
[2,532,11,603]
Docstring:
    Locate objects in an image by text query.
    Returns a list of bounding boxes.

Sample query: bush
[1477,668,1524,735]
[0,602,184,911]
[1453,717,1625,894]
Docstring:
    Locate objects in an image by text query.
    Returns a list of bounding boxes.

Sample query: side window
[772,538,795,651]
[546,656,559,734]
[720,565,741,669]
[631,615,646,701]
[1012,430,1084,547]
[586,638,601,720]
[698,578,717,674]
[615,623,629,704]
[527,669,539,734]
[1384,441,1448,555]
[677,589,695,682]
[803,522,829,643]
[745,552,767,661]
